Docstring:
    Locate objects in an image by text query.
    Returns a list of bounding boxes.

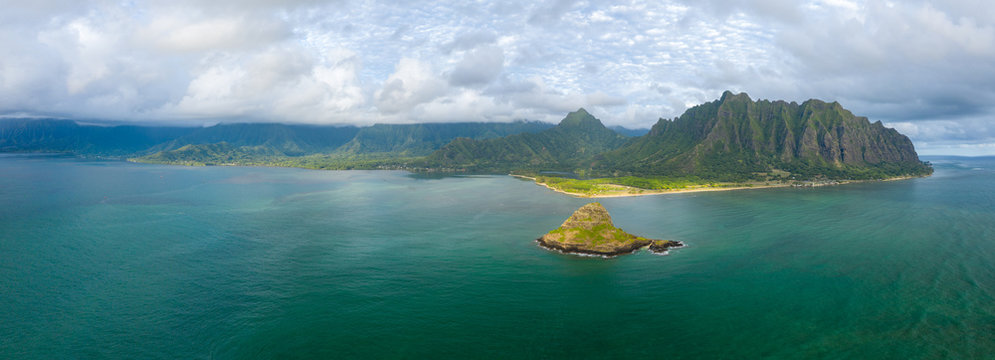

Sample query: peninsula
[537,203,683,257]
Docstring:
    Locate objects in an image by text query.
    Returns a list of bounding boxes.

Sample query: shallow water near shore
[2,155,994,359]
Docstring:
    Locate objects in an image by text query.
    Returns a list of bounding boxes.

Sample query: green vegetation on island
[537,202,683,256]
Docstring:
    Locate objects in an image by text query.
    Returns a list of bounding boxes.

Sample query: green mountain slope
[0,119,193,156]
[337,121,553,156]
[134,121,555,166]
[597,91,931,180]
[608,125,650,137]
[151,123,360,156]
[424,108,629,172]
[137,142,288,166]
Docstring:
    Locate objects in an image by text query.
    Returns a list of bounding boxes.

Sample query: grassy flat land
[517,174,874,198]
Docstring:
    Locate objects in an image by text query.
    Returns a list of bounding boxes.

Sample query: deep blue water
[1,154,993,359]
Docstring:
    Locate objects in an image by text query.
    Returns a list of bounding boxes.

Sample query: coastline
[534,238,685,258]
[510,174,790,198]
[129,157,928,197]
[510,174,926,198]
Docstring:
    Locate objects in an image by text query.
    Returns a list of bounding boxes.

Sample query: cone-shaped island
[537,202,683,257]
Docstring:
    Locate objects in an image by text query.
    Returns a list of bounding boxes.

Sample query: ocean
[1,154,993,359]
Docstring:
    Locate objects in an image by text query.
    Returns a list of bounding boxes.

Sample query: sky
[1,0,994,155]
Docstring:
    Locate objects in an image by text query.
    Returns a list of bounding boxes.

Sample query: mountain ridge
[595,91,930,180]
[0,118,568,159]
[0,91,932,181]
[422,108,630,172]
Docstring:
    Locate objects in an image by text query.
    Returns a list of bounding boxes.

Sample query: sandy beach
[509,174,917,198]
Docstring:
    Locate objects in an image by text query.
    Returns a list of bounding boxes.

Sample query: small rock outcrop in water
[537,203,683,257]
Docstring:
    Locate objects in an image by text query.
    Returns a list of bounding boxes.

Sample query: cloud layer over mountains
[1,0,993,154]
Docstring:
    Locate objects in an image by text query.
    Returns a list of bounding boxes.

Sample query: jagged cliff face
[600,91,930,179]
[697,92,920,166]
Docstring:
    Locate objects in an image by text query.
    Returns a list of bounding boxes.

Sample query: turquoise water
[1,154,993,359]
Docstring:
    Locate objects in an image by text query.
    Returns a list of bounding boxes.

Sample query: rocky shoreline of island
[536,236,684,258]
[536,202,684,258]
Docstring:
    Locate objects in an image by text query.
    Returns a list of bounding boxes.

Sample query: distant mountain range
[607,125,649,137]
[0,119,555,157]
[0,91,932,180]
[423,109,629,172]
[0,119,192,155]
[337,122,554,156]
[147,123,360,156]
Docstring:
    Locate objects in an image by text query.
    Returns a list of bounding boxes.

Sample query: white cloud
[440,31,498,54]
[586,91,627,107]
[163,45,369,123]
[0,0,994,153]
[589,10,613,22]
[137,14,290,53]
[415,89,508,123]
[375,58,448,114]
[170,64,249,116]
[449,45,505,87]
